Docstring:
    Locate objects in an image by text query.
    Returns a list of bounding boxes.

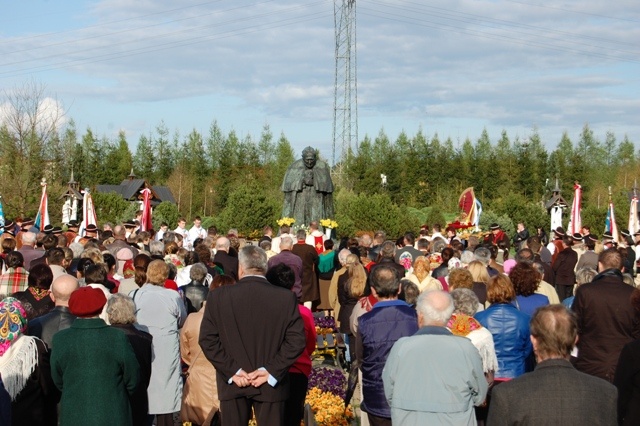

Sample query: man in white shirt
[188,216,207,246]
[174,217,190,248]
[155,222,168,241]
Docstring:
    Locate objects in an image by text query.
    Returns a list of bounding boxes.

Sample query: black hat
[602,232,613,242]
[3,221,15,236]
[85,224,98,233]
[489,223,500,230]
[43,224,54,234]
[634,231,640,237]
[68,220,79,228]
[52,226,63,235]
[123,220,136,228]
[554,227,565,237]
[586,234,598,243]
[621,229,631,237]
[572,233,583,241]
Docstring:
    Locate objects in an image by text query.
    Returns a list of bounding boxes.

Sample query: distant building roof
[96,178,175,205]
[545,194,568,210]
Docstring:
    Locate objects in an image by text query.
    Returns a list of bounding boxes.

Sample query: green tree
[258,123,274,166]
[206,120,224,172]
[153,201,181,229]
[491,192,548,231]
[271,133,295,189]
[479,210,515,237]
[134,133,154,179]
[153,121,174,183]
[334,189,420,238]
[103,131,132,184]
[92,191,130,225]
[216,181,280,236]
[0,81,65,216]
[78,127,103,188]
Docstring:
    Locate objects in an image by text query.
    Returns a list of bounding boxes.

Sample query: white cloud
[0,0,638,148]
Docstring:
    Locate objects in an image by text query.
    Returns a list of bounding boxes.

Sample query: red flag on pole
[140,188,152,232]
[568,182,582,235]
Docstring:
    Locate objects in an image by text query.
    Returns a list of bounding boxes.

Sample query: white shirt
[188,225,206,244]
[174,226,190,248]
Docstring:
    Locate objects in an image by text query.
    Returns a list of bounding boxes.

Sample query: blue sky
[1,0,639,162]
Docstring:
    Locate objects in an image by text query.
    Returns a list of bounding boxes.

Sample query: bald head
[51,275,80,306]
[216,237,230,252]
[417,290,454,327]
[113,225,126,239]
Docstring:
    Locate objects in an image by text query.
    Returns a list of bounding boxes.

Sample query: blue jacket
[357,300,418,418]
[475,303,532,379]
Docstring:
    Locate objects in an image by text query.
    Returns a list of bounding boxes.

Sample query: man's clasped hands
[232,369,270,388]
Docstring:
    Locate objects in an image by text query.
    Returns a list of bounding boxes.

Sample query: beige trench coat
[180,305,220,425]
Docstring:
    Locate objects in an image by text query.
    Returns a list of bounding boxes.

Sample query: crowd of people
[0,216,639,425]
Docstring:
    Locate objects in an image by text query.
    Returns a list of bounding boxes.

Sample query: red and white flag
[629,193,640,236]
[80,188,97,236]
[140,188,152,232]
[568,182,582,235]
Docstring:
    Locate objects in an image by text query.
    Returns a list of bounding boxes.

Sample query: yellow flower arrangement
[277,217,296,227]
[305,387,354,426]
[248,229,262,240]
[320,218,338,229]
[315,326,335,335]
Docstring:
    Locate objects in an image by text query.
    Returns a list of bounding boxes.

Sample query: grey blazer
[487,359,617,426]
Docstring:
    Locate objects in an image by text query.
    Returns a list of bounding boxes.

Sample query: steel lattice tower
[332,0,358,169]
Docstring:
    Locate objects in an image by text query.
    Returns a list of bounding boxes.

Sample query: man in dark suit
[291,229,319,309]
[488,305,617,425]
[213,236,239,281]
[199,245,306,426]
[573,249,640,382]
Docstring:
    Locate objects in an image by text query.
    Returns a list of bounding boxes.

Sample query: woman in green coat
[51,286,139,426]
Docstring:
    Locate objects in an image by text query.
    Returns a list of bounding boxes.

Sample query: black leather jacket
[27,306,77,349]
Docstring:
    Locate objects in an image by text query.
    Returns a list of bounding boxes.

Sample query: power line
[359,2,640,64]
[1,1,325,68]
[0,0,229,42]
[503,0,640,24]
[0,10,331,78]
[379,0,639,49]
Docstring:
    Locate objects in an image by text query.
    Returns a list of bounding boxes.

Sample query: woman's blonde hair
[467,260,490,284]
[146,260,169,286]
[345,254,366,298]
[412,256,430,282]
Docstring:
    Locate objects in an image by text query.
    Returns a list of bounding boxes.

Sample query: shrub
[334,189,420,238]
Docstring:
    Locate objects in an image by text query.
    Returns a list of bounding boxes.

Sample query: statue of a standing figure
[282,147,334,226]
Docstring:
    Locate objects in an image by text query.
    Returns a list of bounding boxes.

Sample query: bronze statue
[281,147,334,226]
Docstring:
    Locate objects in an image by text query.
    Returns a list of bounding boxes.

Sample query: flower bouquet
[320,218,339,229]
[277,217,296,227]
